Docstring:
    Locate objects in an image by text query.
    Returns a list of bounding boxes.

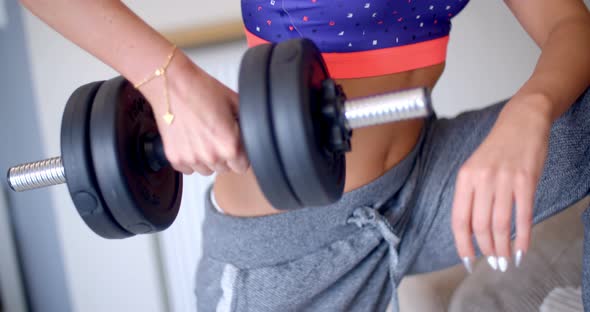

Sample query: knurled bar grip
[8,157,66,192]
[6,87,432,192]
[345,87,431,129]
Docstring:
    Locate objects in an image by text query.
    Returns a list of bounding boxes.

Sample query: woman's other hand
[451,94,553,272]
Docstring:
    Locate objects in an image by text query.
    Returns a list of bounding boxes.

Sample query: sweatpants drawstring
[347,205,402,312]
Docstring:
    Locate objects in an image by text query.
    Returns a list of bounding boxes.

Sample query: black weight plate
[269,39,345,207]
[61,81,133,239]
[89,77,182,235]
[239,44,301,209]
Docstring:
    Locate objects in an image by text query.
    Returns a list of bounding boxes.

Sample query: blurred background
[0,0,588,311]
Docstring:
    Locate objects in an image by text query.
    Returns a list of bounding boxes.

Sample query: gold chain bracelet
[134,45,177,125]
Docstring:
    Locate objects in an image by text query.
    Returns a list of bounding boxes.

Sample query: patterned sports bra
[242,0,470,78]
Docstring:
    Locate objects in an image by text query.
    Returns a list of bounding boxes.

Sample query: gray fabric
[448,197,588,312]
[196,88,590,312]
[452,244,583,312]
[540,287,583,312]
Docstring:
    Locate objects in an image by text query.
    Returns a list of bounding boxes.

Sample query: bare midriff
[214,62,446,217]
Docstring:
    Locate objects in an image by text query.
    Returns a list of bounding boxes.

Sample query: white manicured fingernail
[487,256,498,271]
[515,250,523,268]
[462,257,473,274]
[498,257,508,272]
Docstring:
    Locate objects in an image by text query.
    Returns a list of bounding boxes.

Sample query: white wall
[17,0,589,311]
[434,1,540,117]
[124,0,240,31]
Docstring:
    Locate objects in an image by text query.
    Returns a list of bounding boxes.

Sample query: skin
[214,64,444,216]
[20,0,590,272]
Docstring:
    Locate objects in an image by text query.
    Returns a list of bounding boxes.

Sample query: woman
[21,0,590,310]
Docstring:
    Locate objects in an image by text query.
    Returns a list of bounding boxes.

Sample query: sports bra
[241,0,470,78]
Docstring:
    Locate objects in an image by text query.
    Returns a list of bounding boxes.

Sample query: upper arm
[503,0,590,47]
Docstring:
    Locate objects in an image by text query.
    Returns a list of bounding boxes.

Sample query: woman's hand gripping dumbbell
[133,45,249,176]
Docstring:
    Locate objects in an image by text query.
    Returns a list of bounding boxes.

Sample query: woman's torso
[214,64,444,216]
[214,0,468,216]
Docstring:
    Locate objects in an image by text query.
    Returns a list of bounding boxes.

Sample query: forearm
[20,0,187,87]
[507,15,590,122]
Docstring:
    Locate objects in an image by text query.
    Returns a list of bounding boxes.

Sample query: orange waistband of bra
[245,30,449,79]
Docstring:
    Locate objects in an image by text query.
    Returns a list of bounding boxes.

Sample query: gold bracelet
[134,45,177,125]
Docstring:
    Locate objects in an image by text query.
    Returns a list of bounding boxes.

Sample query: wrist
[166,50,207,99]
[136,49,202,113]
[502,92,555,124]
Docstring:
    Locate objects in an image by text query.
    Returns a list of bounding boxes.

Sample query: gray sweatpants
[196,89,590,312]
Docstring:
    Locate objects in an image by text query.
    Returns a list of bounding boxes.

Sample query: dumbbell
[6,38,432,239]
[7,78,182,239]
[238,39,431,210]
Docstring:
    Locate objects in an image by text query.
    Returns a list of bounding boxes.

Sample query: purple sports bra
[241,0,470,78]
